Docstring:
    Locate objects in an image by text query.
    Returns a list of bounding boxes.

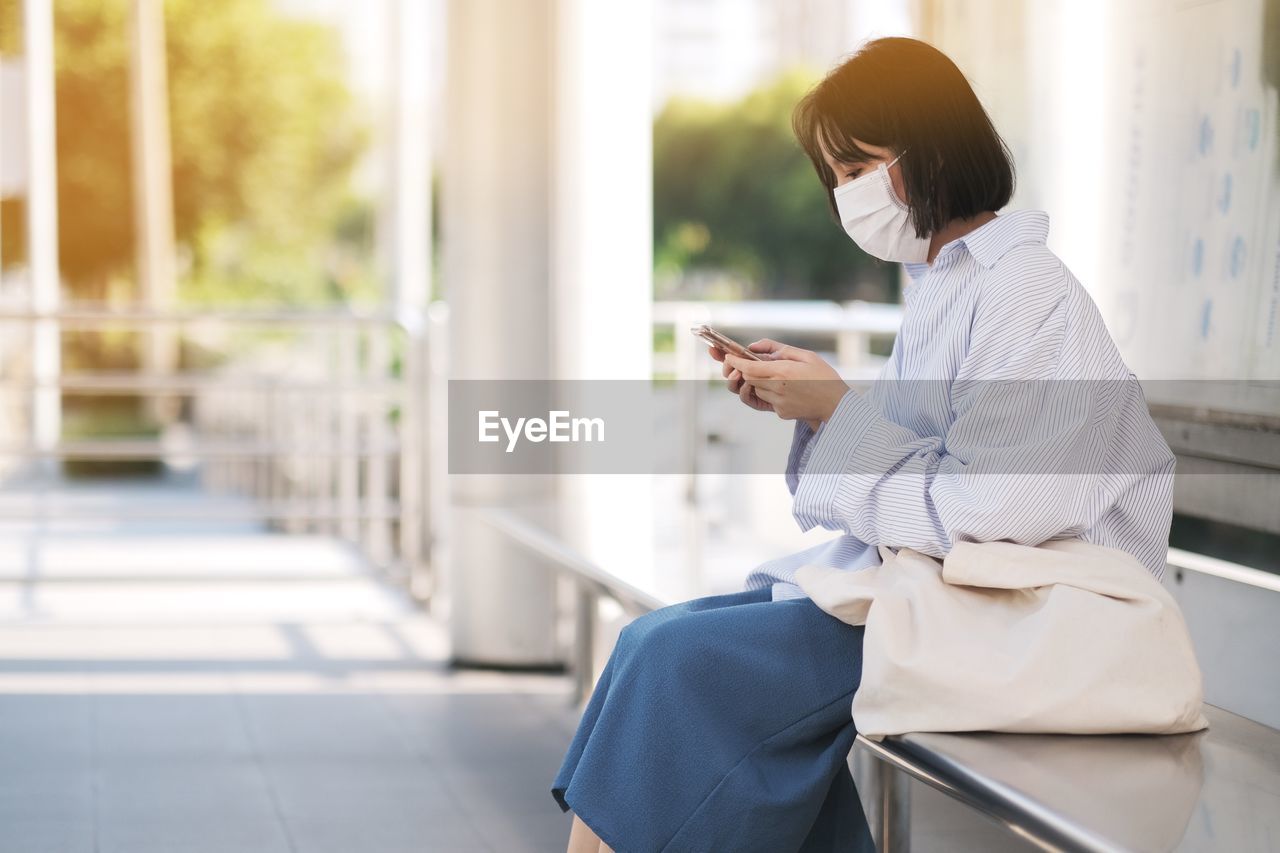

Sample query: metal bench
[482,510,1280,851]
[856,703,1280,852]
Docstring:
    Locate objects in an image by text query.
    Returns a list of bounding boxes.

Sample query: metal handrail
[653,298,903,381]
[0,440,402,459]
[0,305,407,327]
[0,373,406,395]
[479,508,665,704]
[0,501,404,521]
[0,303,433,598]
[480,509,666,614]
[652,298,904,334]
[1166,547,1280,591]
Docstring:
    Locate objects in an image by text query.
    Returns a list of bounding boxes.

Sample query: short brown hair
[793,37,1016,238]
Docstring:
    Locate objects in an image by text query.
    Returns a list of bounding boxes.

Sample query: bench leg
[876,758,912,852]
[854,746,913,852]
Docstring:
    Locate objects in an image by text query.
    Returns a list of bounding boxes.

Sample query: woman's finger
[754,385,781,404]
[749,388,774,411]
[725,354,780,379]
[748,339,811,362]
[708,345,726,362]
[765,343,812,362]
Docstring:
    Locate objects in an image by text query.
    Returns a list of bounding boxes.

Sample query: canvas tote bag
[796,539,1209,741]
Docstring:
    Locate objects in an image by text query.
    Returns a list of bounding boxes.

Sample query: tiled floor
[0,478,1031,852]
[0,479,581,853]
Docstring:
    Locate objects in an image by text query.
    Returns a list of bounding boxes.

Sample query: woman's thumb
[750,338,804,361]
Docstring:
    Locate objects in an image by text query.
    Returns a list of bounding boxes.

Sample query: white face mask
[832,152,930,263]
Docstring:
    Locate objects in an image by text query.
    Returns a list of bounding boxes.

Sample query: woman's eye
[846,169,862,180]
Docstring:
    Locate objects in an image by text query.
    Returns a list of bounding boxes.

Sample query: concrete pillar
[384,0,433,586]
[551,0,656,593]
[385,0,432,318]
[23,0,61,462]
[128,0,178,418]
[443,0,559,666]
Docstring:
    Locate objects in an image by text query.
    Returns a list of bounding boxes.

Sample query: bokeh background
[0,1,1278,851]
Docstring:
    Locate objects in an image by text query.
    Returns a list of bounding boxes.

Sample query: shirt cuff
[791,389,882,531]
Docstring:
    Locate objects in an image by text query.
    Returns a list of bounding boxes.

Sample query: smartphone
[690,325,763,360]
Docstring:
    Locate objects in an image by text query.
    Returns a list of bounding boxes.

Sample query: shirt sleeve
[789,277,1145,557]
[784,419,818,496]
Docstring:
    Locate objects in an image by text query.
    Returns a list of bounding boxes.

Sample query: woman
[552,37,1175,853]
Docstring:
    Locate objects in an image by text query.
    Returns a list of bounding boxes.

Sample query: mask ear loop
[882,150,911,212]
[833,149,909,199]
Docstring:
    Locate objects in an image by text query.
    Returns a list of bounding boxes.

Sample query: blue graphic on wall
[1244,107,1261,151]
[1230,236,1247,278]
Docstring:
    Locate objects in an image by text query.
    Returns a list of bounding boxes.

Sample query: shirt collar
[902,210,1051,280]
[903,260,930,282]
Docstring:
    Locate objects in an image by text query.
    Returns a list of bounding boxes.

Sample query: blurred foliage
[0,0,373,470]
[0,0,372,307]
[654,70,897,304]
[0,0,16,54]
[60,401,163,477]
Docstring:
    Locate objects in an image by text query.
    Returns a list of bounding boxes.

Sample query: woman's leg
[552,586,871,852]
[567,814,612,853]
[555,588,774,852]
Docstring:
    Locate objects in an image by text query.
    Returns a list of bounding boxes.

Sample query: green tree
[0,0,372,466]
[1,0,371,305]
[654,71,897,303]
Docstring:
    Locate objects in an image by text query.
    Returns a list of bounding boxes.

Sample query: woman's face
[821,138,908,204]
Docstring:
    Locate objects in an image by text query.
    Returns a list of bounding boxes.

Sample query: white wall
[926,0,1280,383]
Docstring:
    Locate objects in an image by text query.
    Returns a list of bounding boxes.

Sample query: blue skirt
[551,586,874,852]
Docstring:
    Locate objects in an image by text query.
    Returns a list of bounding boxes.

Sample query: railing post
[305,346,325,534]
[573,584,597,707]
[673,304,706,595]
[398,326,425,587]
[836,329,871,376]
[366,328,391,568]
[256,380,274,508]
[337,327,360,543]
[282,387,300,534]
[864,753,912,853]
[418,302,450,605]
[238,387,254,499]
[319,330,339,536]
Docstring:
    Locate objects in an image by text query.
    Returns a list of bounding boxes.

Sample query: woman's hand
[709,344,775,414]
[722,340,849,428]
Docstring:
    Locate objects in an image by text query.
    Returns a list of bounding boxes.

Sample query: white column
[383,0,433,580]
[443,0,559,666]
[551,0,657,592]
[387,0,432,318]
[1024,0,1110,292]
[23,0,60,458]
[128,0,177,411]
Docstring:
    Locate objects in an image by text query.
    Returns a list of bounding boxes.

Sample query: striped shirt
[744,209,1176,602]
